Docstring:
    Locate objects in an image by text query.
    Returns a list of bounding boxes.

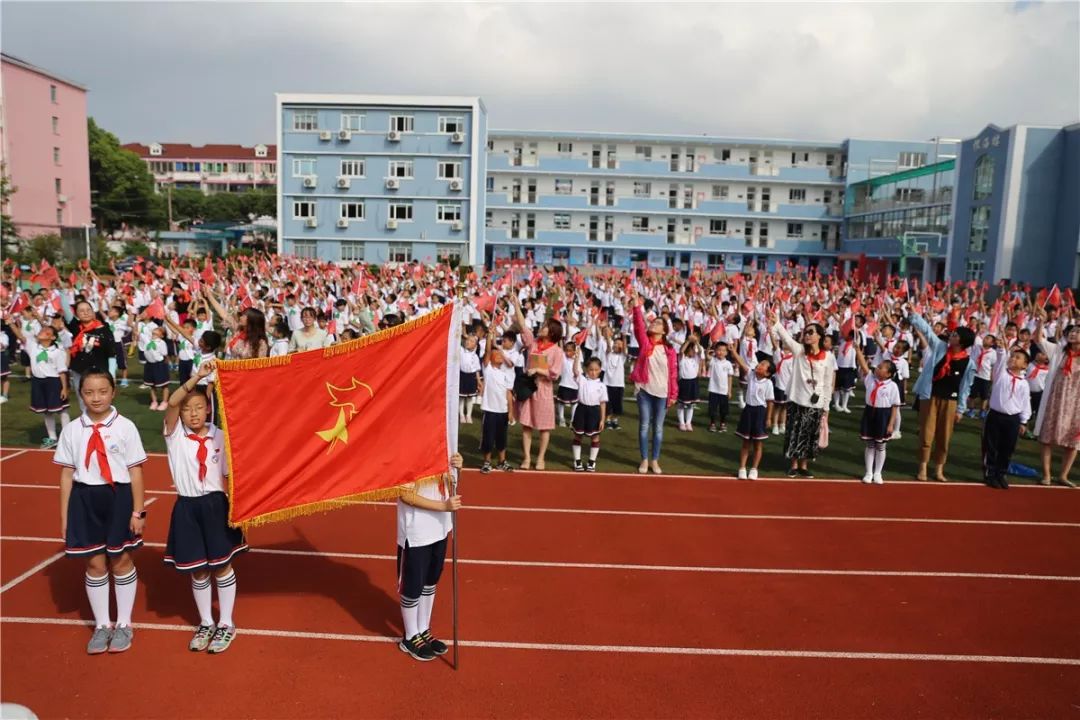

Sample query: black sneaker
[573,459,584,472]
[586,461,596,473]
[798,468,815,479]
[612,421,621,431]
[399,634,436,662]
[419,630,449,656]
[497,461,514,472]
[786,467,799,478]
[480,462,492,474]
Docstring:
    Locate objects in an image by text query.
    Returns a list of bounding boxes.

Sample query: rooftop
[0,52,86,90]
[122,142,277,160]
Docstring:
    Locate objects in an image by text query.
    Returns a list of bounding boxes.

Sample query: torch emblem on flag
[315,378,375,452]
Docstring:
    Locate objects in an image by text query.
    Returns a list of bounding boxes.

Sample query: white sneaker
[0,396,7,405]
[778,426,786,434]
[748,468,759,480]
[844,407,853,414]
[737,467,748,480]
[890,431,902,440]
[872,474,884,485]
[862,473,873,484]
[638,459,649,474]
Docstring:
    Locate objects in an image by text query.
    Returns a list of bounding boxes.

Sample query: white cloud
[3,1,1077,144]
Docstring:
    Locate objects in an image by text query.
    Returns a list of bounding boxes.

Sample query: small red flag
[1044,284,1061,309]
[145,297,166,320]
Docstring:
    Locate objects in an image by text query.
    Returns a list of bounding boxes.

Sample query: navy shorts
[480,411,509,453]
[114,342,127,371]
[143,360,170,388]
[65,482,143,557]
[164,492,248,573]
[30,376,68,413]
[397,537,448,599]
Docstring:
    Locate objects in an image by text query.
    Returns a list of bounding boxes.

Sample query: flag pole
[451,281,464,671]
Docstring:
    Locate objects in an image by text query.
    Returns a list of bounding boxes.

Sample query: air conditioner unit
[451,220,464,231]
[336,177,350,189]
[303,176,317,188]
[319,131,332,141]
[337,218,349,229]
[57,194,68,204]
[451,132,465,144]
[449,179,463,191]
[386,219,398,230]
[338,130,352,142]
[305,217,318,228]
[387,130,401,142]
[385,178,400,190]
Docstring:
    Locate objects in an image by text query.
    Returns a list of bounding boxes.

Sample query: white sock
[833,391,840,408]
[572,444,582,460]
[215,569,237,627]
[864,445,875,476]
[458,398,466,418]
[466,397,476,420]
[686,406,694,425]
[401,595,420,639]
[570,402,578,422]
[844,389,854,409]
[191,575,213,626]
[874,445,887,476]
[113,567,137,627]
[739,390,746,406]
[43,413,57,440]
[589,445,599,461]
[676,407,685,425]
[85,572,111,627]
[60,412,70,428]
[418,584,436,633]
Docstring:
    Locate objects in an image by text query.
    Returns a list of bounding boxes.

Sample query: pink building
[121,142,277,193]
[0,53,92,238]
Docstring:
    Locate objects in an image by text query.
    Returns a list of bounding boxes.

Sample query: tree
[88,118,164,233]
[20,234,64,265]
[1,169,18,258]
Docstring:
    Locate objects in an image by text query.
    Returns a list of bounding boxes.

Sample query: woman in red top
[628,291,678,474]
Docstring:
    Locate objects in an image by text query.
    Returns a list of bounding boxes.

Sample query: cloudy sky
[3,2,1077,145]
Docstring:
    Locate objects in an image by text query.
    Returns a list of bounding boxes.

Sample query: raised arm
[202,288,236,331]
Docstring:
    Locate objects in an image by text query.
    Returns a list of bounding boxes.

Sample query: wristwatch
[132,510,147,519]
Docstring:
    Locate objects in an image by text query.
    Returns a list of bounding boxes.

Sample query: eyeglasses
[804,329,818,336]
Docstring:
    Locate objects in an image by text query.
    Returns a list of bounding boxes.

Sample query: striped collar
[80,407,118,428]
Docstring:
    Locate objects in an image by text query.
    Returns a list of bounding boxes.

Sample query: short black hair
[200,330,222,352]
[78,367,115,393]
[955,326,976,349]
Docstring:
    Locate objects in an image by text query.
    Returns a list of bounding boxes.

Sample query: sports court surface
[2,446,1078,718]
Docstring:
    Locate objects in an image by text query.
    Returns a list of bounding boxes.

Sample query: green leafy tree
[20,233,64,265]
[88,118,164,233]
[203,192,242,222]
[1,169,18,257]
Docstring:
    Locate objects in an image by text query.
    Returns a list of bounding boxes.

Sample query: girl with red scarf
[1032,306,1080,487]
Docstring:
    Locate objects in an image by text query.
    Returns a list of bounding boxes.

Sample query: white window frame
[786,222,804,238]
[557,141,573,154]
[633,181,651,198]
[389,202,414,221]
[293,110,318,131]
[554,178,573,195]
[965,259,985,282]
[709,219,728,235]
[292,157,316,177]
[340,202,365,220]
[554,213,571,230]
[340,241,364,262]
[389,244,412,263]
[388,160,414,179]
[437,202,462,223]
[340,159,365,177]
[632,216,649,231]
[390,115,415,133]
[711,184,729,200]
[635,146,653,161]
[293,241,317,259]
[437,161,462,180]
[438,116,464,134]
[341,114,364,132]
[789,188,807,203]
[293,201,316,219]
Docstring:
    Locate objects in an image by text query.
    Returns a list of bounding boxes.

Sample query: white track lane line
[3,534,1076,583]
[0,449,29,461]
[1,616,1077,666]
[3,482,1078,527]
[2,446,1073,489]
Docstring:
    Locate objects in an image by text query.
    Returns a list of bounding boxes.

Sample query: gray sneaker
[87,625,112,655]
[189,624,216,652]
[207,625,235,654]
[108,625,133,653]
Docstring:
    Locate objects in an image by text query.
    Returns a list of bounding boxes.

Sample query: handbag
[513,371,537,402]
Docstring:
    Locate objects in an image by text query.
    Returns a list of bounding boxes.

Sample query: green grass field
[0,364,1051,485]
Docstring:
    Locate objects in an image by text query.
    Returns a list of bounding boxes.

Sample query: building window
[55,178,62,193]
[389,202,413,221]
[973,154,994,201]
[485,211,493,228]
[664,252,676,268]
[709,219,727,235]
[632,216,649,231]
[293,201,316,218]
[56,208,64,225]
[486,176,495,192]
[715,148,731,162]
[898,152,927,168]
[293,241,317,259]
[707,253,724,269]
[50,84,57,103]
[439,116,464,134]
[788,188,806,203]
[438,245,464,264]
[633,181,651,198]
[390,115,415,133]
[340,202,365,220]
[389,160,414,179]
[711,185,729,200]
[53,147,61,165]
[557,141,573,154]
[389,244,412,263]
[255,145,268,158]
[437,203,462,222]
[149,161,170,174]
[341,114,364,132]
[340,242,364,262]
[554,213,571,230]
[744,221,755,246]
[292,157,316,177]
[554,178,573,195]
[149,143,163,156]
[630,250,648,263]
[51,116,59,134]
[587,248,598,264]
[339,160,365,178]
[787,223,803,238]
[437,161,462,179]
[634,146,652,161]
[552,247,570,262]
[293,111,318,131]
[969,206,991,252]
[965,259,985,282]
[602,250,613,265]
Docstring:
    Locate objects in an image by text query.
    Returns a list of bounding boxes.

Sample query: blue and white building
[276,94,487,266]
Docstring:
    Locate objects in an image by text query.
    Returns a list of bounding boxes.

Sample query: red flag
[840,315,854,340]
[709,318,726,343]
[50,296,62,313]
[1044,284,1061,309]
[573,328,588,346]
[988,304,1002,335]
[201,258,215,285]
[145,297,166,320]
[10,292,30,314]
[216,303,458,529]
[474,294,496,313]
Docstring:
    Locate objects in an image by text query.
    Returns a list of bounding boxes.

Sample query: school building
[121,142,278,194]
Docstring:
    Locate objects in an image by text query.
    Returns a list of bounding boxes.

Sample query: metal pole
[451,281,465,670]
[84,224,91,264]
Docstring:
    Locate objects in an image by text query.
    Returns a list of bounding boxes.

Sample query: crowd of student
[1,255,1077,660]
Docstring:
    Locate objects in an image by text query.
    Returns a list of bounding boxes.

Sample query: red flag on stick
[145,297,166,320]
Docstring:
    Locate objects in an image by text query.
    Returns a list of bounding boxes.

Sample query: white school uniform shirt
[863,375,901,408]
[707,357,735,395]
[1026,363,1049,394]
[773,349,795,392]
[971,346,997,380]
[109,317,130,344]
[739,337,759,370]
[176,336,196,361]
[481,363,515,413]
[458,347,481,375]
[558,356,579,390]
[889,355,911,383]
[54,327,73,351]
[194,319,214,344]
[835,340,856,369]
[503,346,524,370]
[53,407,148,485]
[19,317,41,345]
[679,353,702,380]
[397,480,453,547]
[143,337,167,363]
[24,336,68,378]
[195,352,217,386]
[988,350,1032,424]
[577,376,609,407]
[270,337,290,357]
[602,350,627,388]
[164,421,228,496]
[744,372,775,407]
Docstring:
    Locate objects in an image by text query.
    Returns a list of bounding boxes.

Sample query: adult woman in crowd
[628,290,678,475]
[289,307,331,352]
[769,309,835,478]
[509,294,563,470]
[203,289,269,360]
[1033,307,1079,487]
[67,299,116,411]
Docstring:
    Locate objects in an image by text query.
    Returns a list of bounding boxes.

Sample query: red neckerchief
[869,378,890,406]
[186,431,211,484]
[934,347,968,382]
[70,319,104,358]
[777,352,792,374]
[535,339,555,352]
[805,348,827,362]
[227,330,247,352]
[1006,372,1023,397]
[85,423,113,486]
[976,347,988,370]
[1029,362,1048,380]
[1062,348,1080,376]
